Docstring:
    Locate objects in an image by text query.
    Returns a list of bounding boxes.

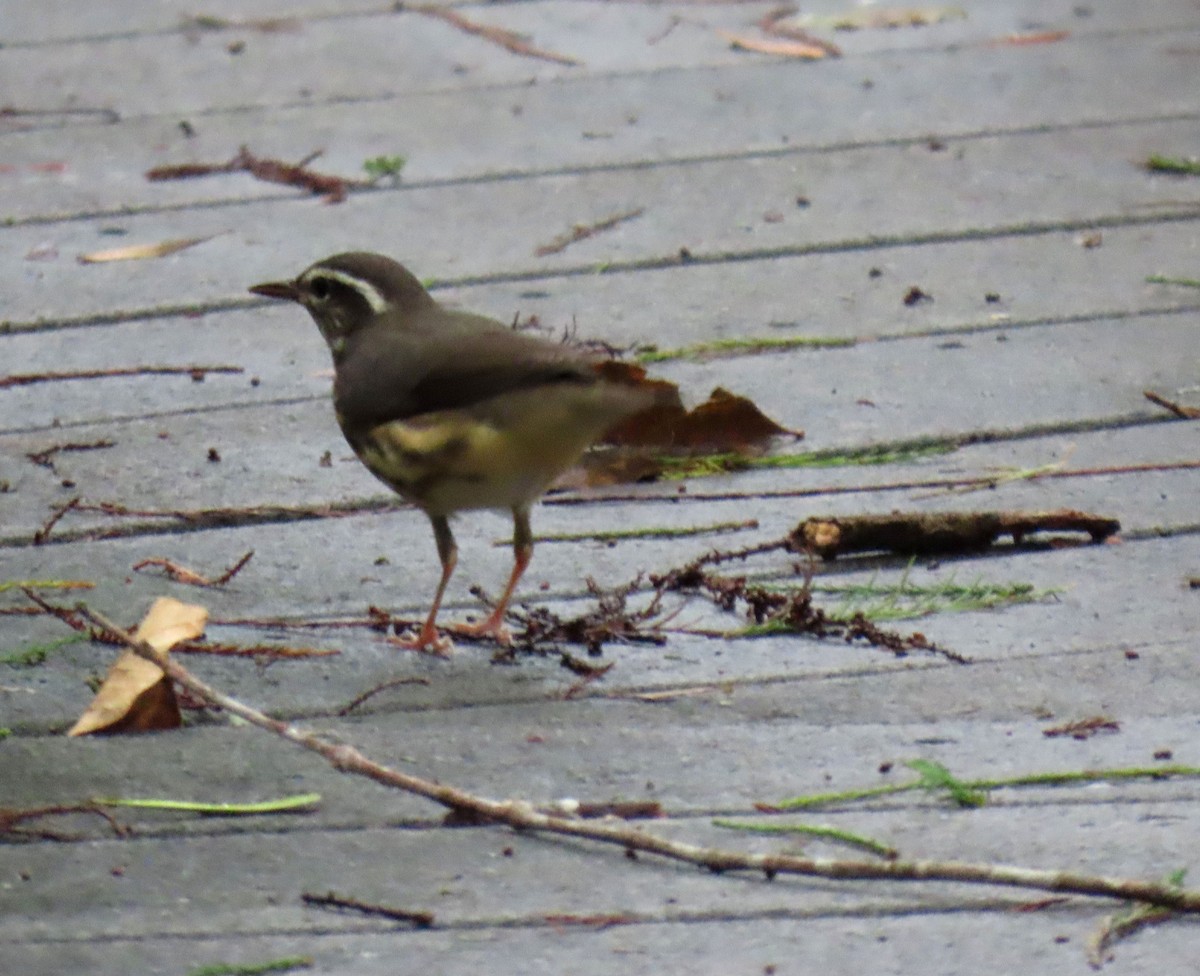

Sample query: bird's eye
[309,278,331,301]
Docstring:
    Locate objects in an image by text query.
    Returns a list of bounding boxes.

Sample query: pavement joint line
[0,393,328,438]
[5,211,1200,337]
[0,900,1066,948]
[871,304,1200,346]
[7,108,1200,230]
[5,633,1192,739]
[3,302,1197,433]
[1,415,1192,549]
[1,4,402,50]
[260,634,1200,710]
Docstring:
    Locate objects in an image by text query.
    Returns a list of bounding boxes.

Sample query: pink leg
[390,515,456,655]
[460,507,533,644]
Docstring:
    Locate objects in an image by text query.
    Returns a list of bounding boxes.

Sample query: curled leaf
[68,597,207,736]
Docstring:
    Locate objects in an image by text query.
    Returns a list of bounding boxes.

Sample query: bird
[250,251,656,653]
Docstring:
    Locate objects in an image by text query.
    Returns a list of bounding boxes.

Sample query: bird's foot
[455,614,513,646]
[388,625,454,657]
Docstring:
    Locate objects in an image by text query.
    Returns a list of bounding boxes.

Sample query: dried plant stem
[76,604,1200,914]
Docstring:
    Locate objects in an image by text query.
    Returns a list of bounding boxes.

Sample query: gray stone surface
[4,1,1200,973]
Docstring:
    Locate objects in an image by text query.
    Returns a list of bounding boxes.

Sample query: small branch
[409,4,581,66]
[337,677,433,715]
[26,439,115,471]
[1042,716,1121,740]
[0,365,242,389]
[76,603,1200,915]
[33,498,81,545]
[1144,390,1200,419]
[535,208,645,257]
[791,509,1120,559]
[1088,879,1182,968]
[301,890,434,927]
[174,641,339,660]
[132,550,255,588]
[148,146,364,203]
[0,802,130,840]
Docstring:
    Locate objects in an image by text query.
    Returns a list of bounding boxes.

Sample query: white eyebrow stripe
[304,268,388,314]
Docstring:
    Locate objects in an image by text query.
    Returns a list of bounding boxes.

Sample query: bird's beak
[249,279,302,302]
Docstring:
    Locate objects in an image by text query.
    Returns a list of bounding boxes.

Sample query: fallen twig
[650,548,966,663]
[26,439,116,471]
[147,146,364,202]
[19,587,95,634]
[32,498,82,545]
[337,677,433,715]
[1,365,242,389]
[409,4,581,66]
[301,890,434,927]
[132,550,255,588]
[1042,716,1121,740]
[791,509,1120,559]
[1087,872,1184,968]
[1144,390,1200,419]
[174,641,339,660]
[0,802,130,840]
[75,603,1200,914]
[535,207,645,257]
[511,576,668,655]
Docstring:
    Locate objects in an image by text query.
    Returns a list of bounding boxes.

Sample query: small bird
[250,252,654,653]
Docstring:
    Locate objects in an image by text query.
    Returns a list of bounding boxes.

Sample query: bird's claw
[456,618,513,645]
[388,628,454,656]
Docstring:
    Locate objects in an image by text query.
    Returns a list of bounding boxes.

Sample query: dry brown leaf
[718,30,828,60]
[557,362,798,487]
[77,236,213,265]
[602,379,798,451]
[68,597,207,736]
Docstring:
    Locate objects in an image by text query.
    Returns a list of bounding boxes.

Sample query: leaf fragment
[77,236,213,264]
[718,30,828,60]
[68,597,207,736]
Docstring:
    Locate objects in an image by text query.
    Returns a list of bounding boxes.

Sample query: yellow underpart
[356,387,623,515]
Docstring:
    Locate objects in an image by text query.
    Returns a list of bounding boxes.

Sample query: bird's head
[250,252,435,358]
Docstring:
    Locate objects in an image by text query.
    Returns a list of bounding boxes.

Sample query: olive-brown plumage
[251,252,650,652]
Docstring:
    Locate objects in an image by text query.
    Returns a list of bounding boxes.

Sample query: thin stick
[410,5,580,66]
[75,604,1200,914]
[535,208,645,257]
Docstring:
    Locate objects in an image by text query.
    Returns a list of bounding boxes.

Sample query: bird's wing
[333,317,596,430]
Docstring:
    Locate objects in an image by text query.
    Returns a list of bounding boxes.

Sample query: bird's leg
[391,514,456,655]
[460,506,532,645]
